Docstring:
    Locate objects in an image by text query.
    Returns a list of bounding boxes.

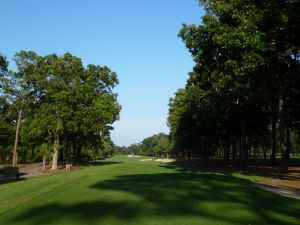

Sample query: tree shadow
[8,200,142,225]
[160,160,300,182]
[87,161,123,166]
[0,177,26,185]
[88,173,300,225]
[8,172,300,225]
[5,159,300,225]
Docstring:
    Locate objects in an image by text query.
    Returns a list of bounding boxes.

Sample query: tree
[4,51,38,166]
[168,0,300,169]
[14,51,121,169]
[0,63,15,163]
[126,133,173,157]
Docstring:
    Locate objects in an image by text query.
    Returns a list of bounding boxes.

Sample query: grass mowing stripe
[0,172,84,215]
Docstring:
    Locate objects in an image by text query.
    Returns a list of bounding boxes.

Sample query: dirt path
[0,163,47,182]
[18,163,47,178]
[252,182,300,200]
[251,166,300,200]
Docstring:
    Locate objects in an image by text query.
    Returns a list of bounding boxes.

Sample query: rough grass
[0,155,299,225]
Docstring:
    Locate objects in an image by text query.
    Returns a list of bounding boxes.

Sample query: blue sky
[1,0,203,146]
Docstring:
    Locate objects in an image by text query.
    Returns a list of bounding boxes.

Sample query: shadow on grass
[8,200,141,225]
[90,173,300,225]
[161,160,300,182]
[0,177,26,185]
[9,172,300,225]
[85,161,123,166]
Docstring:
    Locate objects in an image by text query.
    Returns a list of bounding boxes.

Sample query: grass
[0,155,299,225]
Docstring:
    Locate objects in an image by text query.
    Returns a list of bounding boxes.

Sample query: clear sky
[1,0,203,146]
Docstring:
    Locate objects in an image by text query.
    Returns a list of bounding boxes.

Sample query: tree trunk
[72,140,76,164]
[241,122,248,166]
[59,143,64,163]
[2,148,5,164]
[76,145,82,163]
[271,114,277,164]
[42,147,48,170]
[238,137,243,159]
[248,148,252,159]
[279,90,287,171]
[22,149,27,163]
[224,142,230,162]
[263,149,267,160]
[51,132,60,170]
[185,150,191,160]
[12,109,22,167]
[232,140,237,160]
[286,126,290,162]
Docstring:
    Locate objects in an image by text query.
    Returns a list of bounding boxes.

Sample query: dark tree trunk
[72,140,77,164]
[238,137,243,159]
[232,140,237,160]
[271,113,277,164]
[22,149,27,163]
[286,126,290,162]
[279,90,288,171]
[93,148,97,162]
[248,148,252,159]
[2,148,5,164]
[76,145,82,163]
[61,136,68,163]
[223,142,230,162]
[186,149,191,160]
[241,122,248,166]
[263,149,267,160]
[59,142,64,163]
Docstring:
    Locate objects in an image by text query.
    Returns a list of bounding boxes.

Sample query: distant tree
[113,145,127,155]
[126,143,141,155]
[126,133,173,158]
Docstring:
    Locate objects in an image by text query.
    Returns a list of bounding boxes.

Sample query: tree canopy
[168,0,300,169]
[0,51,121,167]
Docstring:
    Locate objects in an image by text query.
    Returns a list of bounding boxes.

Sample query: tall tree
[169,0,300,169]
[0,55,14,163]
[14,51,121,169]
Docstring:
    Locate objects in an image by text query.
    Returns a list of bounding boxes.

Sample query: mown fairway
[0,155,300,225]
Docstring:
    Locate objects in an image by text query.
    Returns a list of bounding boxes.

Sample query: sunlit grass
[0,155,299,225]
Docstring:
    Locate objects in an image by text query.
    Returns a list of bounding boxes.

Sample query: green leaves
[169,0,300,160]
[12,51,121,161]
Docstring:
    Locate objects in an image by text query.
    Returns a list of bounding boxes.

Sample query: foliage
[168,0,300,166]
[122,133,173,157]
[0,55,15,163]
[0,51,121,165]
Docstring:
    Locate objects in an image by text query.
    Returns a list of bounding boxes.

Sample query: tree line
[168,0,300,170]
[0,51,121,169]
[115,133,173,158]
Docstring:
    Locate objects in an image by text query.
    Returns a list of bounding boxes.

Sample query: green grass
[0,155,299,225]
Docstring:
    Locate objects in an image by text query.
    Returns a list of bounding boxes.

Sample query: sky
[1,0,203,146]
